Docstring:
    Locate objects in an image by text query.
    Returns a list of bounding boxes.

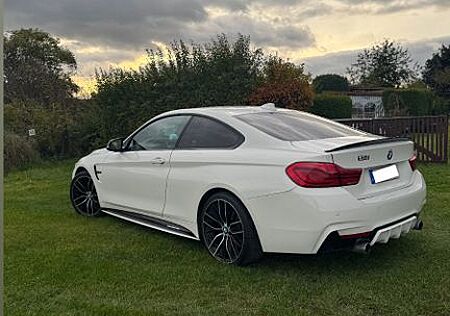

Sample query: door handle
[151,157,166,165]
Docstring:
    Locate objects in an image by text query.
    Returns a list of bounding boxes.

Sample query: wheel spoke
[223,202,228,225]
[86,199,92,215]
[229,235,242,251]
[73,180,87,193]
[229,235,238,258]
[73,194,87,203]
[90,199,95,215]
[207,232,224,250]
[205,212,222,226]
[229,220,241,228]
[203,220,221,230]
[216,200,225,223]
[225,236,234,261]
[213,235,225,256]
[75,196,88,207]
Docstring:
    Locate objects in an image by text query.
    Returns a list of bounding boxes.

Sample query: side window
[128,115,191,151]
[177,116,243,149]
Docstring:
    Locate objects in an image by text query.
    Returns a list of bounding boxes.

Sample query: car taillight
[286,162,362,188]
[409,154,417,171]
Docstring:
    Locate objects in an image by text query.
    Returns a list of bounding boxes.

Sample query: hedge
[4,131,40,173]
[382,88,447,116]
[310,94,352,119]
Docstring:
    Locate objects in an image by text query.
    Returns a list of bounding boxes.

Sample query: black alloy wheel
[200,192,262,265]
[70,170,102,217]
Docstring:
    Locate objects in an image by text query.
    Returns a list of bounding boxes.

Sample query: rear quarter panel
[163,147,332,236]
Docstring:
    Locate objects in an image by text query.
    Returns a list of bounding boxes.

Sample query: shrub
[4,100,101,160]
[313,74,349,93]
[4,131,40,173]
[68,100,108,152]
[382,88,445,116]
[247,56,314,111]
[310,94,352,119]
[247,81,314,111]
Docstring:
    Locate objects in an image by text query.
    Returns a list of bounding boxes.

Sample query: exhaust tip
[414,219,423,230]
[352,239,371,254]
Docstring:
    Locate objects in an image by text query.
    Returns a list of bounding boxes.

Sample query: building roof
[347,86,385,96]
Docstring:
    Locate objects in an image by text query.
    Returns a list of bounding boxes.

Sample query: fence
[336,115,449,163]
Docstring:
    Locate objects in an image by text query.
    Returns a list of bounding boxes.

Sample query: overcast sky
[5,0,450,94]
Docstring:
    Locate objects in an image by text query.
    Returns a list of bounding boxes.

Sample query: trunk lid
[291,136,415,199]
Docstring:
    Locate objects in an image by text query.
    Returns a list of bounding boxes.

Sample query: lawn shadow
[256,236,426,274]
[95,212,427,277]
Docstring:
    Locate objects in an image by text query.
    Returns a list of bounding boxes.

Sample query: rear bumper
[319,214,422,253]
[246,170,426,254]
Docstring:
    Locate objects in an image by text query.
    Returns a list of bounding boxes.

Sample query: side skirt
[102,208,199,240]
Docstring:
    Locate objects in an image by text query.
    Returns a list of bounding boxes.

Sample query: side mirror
[106,137,125,152]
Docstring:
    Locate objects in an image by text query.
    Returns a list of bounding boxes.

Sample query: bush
[247,56,313,111]
[310,94,352,119]
[4,131,40,173]
[313,74,349,93]
[247,81,313,111]
[382,88,445,116]
[434,97,450,114]
[383,88,430,116]
[4,100,101,161]
[68,100,109,152]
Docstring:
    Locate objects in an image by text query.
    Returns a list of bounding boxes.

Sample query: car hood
[90,148,108,156]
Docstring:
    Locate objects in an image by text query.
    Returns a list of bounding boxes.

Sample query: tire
[199,192,263,266]
[70,169,102,217]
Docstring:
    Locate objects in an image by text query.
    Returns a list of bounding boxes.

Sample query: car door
[163,115,245,227]
[97,115,191,216]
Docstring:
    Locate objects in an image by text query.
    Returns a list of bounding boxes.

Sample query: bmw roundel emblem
[387,149,393,160]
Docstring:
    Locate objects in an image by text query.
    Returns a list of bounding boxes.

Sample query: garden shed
[348,87,385,118]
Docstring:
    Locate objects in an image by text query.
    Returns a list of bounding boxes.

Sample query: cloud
[5,0,208,48]
[303,35,450,77]
[6,0,448,51]
[335,0,450,14]
[184,14,315,49]
[5,0,315,51]
[203,0,305,12]
[5,0,450,91]
[5,0,316,67]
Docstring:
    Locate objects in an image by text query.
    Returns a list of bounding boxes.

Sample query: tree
[247,56,314,111]
[423,45,450,98]
[95,34,264,140]
[347,40,417,88]
[312,74,349,93]
[4,28,79,104]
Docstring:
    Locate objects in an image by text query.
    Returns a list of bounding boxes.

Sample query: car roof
[137,104,312,149]
[161,105,295,118]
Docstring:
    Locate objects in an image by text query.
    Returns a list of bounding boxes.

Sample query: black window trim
[122,113,245,152]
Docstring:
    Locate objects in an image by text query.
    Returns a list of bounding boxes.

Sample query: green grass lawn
[4,160,450,315]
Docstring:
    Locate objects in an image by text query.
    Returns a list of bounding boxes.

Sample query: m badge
[358,154,370,161]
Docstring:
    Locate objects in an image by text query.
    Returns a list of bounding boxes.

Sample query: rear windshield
[236,111,366,141]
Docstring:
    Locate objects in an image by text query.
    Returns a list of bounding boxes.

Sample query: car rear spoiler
[325,137,411,153]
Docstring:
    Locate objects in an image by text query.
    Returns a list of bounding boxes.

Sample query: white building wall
[350,95,384,119]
